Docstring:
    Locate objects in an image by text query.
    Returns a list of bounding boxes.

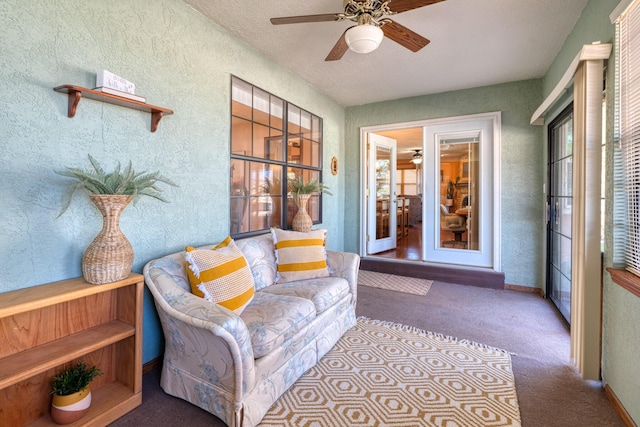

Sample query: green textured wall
[542,0,620,98]
[0,0,345,363]
[344,80,544,288]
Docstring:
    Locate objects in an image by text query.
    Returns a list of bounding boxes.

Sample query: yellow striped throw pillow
[272,228,329,283]
[185,236,233,298]
[185,237,255,314]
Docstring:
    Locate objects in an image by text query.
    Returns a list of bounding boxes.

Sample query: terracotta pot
[51,387,91,424]
[292,194,313,232]
[82,194,134,284]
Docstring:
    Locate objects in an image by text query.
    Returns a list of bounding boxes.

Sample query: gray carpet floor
[111,280,624,427]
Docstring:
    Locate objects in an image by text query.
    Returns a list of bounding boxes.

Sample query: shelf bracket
[68,90,82,118]
[151,111,163,133]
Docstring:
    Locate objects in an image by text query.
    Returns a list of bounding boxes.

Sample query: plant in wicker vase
[57,155,177,284]
[288,176,331,232]
[50,362,102,425]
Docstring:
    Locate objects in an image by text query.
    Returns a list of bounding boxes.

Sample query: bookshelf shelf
[53,85,173,132]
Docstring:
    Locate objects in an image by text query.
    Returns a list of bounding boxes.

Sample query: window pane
[263,165,283,228]
[270,96,284,130]
[286,167,320,227]
[253,88,270,126]
[288,136,302,164]
[231,159,249,234]
[301,110,311,139]
[232,78,252,120]
[288,104,301,136]
[252,123,270,159]
[312,116,321,141]
[231,117,252,156]
[300,138,312,166]
[311,141,321,168]
[266,131,284,161]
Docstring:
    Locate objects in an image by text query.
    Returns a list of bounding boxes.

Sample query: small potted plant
[50,362,102,424]
[445,180,455,206]
[56,155,177,284]
[445,177,460,207]
[287,176,331,232]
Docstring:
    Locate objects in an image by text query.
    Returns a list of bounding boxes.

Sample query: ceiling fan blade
[270,14,341,25]
[388,0,445,14]
[382,20,430,52]
[325,29,350,61]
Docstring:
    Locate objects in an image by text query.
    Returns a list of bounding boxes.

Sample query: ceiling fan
[270,0,445,61]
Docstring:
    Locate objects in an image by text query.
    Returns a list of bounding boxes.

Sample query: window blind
[616,0,640,275]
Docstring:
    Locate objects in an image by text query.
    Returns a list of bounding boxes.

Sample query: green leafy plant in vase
[445,177,459,207]
[56,155,177,284]
[287,177,331,232]
[50,362,102,424]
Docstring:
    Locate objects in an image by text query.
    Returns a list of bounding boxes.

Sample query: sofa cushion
[236,233,277,291]
[240,292,316,359]
[261,277,350,315]
[185,238,255,315]
[271,228,329,283]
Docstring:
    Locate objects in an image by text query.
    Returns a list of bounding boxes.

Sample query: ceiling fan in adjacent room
[270,0,445,61]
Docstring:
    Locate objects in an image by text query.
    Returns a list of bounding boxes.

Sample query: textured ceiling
[184,0,588,107]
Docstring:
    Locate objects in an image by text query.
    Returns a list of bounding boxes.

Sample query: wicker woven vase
[82,194,134,284]
[292,194,313,232]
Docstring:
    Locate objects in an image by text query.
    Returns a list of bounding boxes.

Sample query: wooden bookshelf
[0,274,143,426]
[53,85,173,132]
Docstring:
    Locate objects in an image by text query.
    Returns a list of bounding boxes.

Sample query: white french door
[423,117,495,267]
[360,112,501,271]
[367,133,397,254]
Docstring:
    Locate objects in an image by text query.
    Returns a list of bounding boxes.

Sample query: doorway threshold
[360,256,505,290]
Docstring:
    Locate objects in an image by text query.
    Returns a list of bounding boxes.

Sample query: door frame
[359,111,502,271]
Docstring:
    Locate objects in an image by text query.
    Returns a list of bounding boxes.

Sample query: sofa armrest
[327,250,360,305]
[144,263,256,402]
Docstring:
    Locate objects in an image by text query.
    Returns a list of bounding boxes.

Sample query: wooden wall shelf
[54,85,173,132]
[0,274,143,426]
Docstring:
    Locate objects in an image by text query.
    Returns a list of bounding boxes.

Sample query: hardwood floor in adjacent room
[377,224,423,260]
[377,224,461,261]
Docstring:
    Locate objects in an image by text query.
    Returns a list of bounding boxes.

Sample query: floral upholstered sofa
[143,231,360,427]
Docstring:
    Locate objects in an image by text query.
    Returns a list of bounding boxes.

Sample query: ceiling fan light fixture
[345,24,384,54]
[411,150,423,164]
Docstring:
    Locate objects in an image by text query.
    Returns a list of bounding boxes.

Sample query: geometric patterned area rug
[260,317,521,427]
[358,270,433,296]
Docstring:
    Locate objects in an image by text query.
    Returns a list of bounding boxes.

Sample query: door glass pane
[376,147,391,239]
[438,134,479,250]
[547,105,572,324]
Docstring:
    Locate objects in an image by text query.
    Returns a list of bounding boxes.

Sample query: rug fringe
[357,316,458,342]
[459,339,516,355]
[357,316,515,355]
